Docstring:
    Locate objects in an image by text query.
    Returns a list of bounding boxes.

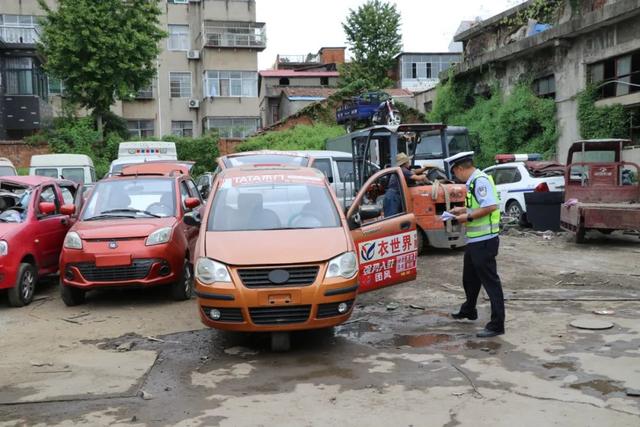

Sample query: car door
[483,167,505,211]
[59,182,82,226]
[33,184,68,270]
[494,167,523,212]
[346,168,418,293]
[335,158,356,208]
[182,179,202,253]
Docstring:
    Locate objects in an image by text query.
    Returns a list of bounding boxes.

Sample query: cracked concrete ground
[1,231,639,426]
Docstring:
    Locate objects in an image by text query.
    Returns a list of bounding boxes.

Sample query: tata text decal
[357,230,418,292]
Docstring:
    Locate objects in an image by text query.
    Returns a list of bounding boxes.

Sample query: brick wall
[0,141,50,169]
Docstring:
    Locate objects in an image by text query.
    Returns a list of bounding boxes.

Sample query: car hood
[205,227,351,266]
[0,221,22,239]
[74,217,177,239]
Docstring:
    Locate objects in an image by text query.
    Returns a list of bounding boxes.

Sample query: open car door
[347,167,418,293]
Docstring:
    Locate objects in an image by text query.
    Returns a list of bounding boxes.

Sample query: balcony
[202,21,266,50]
[0,25,40,46]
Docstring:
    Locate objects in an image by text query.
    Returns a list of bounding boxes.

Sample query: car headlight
[0,240,8,256]
[325,252,358,279]
[63,232,82,249]
[146,227,172,246]
[196,257,231,284]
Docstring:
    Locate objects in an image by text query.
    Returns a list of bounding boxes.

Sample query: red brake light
[535,182,549,192]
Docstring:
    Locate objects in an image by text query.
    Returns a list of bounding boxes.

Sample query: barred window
[204,71,257,97]
[205,117,259,139]
[168,25,190,51]
[172,121,193,137]
[170,72,192,98]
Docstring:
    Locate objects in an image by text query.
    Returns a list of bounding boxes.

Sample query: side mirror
[359,204,382,220]
[185,197,201,210]
[60,204,76,215]
[183,211,201,227]
[39,202,56,216]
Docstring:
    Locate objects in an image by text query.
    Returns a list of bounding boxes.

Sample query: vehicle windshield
[0,188,30,223]
[415,132,472,159]
[225,154,309,168]
[0,166,16,176]
[82,178,176,220]
[208,179,341,231]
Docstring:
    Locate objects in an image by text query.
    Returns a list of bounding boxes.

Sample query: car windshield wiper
[100,208,161,218]
[84,213,136,221]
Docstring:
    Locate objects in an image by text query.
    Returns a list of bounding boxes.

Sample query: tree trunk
[96,114,104,141]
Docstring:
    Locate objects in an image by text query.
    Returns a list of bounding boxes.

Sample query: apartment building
[0,0,266,140]
[392,52,462,93]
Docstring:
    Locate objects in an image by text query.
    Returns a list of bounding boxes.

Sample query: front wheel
[506,201,524,221]
[7,263,37,307]
[171,259,194,301]
[61,282,86,306]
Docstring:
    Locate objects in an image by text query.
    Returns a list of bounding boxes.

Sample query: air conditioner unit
[186,50,200,60]
[188,99,200,109]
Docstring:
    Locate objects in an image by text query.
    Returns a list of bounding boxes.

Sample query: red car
[59,162,202,306]
[0,176,80,307]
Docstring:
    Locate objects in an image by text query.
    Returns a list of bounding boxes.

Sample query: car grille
[204,307,244,323]
[316,300,355,319]
[249,305,311,325]
[237,266,319,288]
[75,259,154,282]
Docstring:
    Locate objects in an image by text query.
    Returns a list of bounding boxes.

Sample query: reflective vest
[465,171,501,239]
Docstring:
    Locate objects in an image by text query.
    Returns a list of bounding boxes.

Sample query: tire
[171,259,194,301]
[270,332,291,352]
[7,263,37,307]
[575,225,586,244]
[61,282,86,306]
[417,228,427,256]
[506,201,524,220]
[518,212,531,228]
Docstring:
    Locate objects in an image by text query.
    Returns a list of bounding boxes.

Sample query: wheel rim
[22,270,35,301]
[184,263,193,294]
[508,204,521,218]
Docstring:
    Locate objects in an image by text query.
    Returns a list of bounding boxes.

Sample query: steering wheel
[287,211,325,228]
[147,202,172,216]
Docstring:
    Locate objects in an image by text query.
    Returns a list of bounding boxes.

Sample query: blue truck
[336,92,400,132]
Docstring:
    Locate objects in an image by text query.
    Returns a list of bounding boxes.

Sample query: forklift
[348,124,467,253]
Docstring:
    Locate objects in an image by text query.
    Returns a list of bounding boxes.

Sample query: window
[48,77,64,95]
[494,168,522,185]
[205,117,259,139]
[411,63,417,79]
[39,186,60,214]
[401,54,461,81]
[179,181,190,208]
[313,159,333,183]
[279,77,290,86]
[320,77,329,86]
[61,168,85,184]
[82,179,176,219]
[533,75,556,99]
[170,72,191,98]
[35,168,58,178]
[589,50,640,99]
[60,187,75,205]
[171,121,193,137]
[168,24,190,51]
[185,179,201,200]
[336,159,354,182]
[426,63,432,79]
[127,120,154,138]
[204,71,258,97]
[0,14,40,44]
[136,84,154,99]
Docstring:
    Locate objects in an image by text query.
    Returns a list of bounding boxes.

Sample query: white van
[108,141,178,176]
[29,154,96,184]
[0,158,18,176]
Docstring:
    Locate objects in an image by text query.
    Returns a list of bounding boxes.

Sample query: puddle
[466,341,502,351]
[336,321,380,339]
[543,361,576,371]
[569,379,626,395]
[389,334,453,348]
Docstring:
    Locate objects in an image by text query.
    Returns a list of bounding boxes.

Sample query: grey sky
[256,0,524,69]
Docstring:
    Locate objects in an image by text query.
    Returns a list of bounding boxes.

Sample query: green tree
[37,0,165,137]
[341,0,402,88]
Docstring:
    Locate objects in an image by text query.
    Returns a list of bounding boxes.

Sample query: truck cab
[107,141,178,177]
[29,154,96,185]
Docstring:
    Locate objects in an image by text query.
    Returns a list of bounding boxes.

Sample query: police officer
[446,151,505,338]
[383,152,429,217]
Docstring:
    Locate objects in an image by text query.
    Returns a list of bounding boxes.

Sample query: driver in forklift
[383,152,429,217]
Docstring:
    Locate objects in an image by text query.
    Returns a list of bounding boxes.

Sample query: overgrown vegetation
[156,134,219,177]
[237,124,345,152]
[500,0,564,27]
[577,85,630,140]
[429,76,558,167]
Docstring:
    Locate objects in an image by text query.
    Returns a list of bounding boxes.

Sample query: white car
[483,159,565,220]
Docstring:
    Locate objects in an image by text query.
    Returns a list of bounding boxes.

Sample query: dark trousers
[461,236,505,332]
[383,189,402,217]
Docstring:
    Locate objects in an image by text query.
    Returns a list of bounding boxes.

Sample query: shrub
[237,124,345,152]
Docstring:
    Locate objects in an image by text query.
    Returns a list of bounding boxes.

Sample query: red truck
[0,176,80,306]
[560,139,640,243]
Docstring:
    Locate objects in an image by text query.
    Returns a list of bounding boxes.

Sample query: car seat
[235,193,281,230]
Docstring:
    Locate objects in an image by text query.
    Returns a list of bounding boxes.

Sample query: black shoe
[476,328,504,338]
[451,310,478,320]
